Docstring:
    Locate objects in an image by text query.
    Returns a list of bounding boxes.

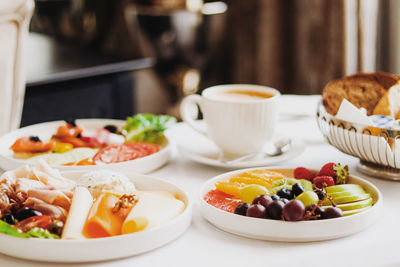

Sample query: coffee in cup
[180,84,280,156]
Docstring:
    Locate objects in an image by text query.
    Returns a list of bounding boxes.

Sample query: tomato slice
[16,215,52,232]
[10,137,55,153]
[93,142,160,164]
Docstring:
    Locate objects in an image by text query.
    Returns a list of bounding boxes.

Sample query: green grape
[295,191,319,207]
[239,185,269,204]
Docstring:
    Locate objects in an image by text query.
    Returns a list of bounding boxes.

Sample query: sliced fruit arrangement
[9,114,176,166]
[204,162,375,221]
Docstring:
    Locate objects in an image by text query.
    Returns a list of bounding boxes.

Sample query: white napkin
[335,99,373,125]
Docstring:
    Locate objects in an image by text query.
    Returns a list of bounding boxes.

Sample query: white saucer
[166,123,305,168]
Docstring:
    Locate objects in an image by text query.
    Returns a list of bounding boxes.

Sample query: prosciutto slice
[28,189,71,210]
[0,161,75,219]
[24,197,68,222]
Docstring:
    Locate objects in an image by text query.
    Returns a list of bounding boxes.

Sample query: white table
[0,95,399,267]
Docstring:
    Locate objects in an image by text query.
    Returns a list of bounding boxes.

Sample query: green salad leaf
[0,220,59,239]
[0,220,26,238]
[123,114,177,145]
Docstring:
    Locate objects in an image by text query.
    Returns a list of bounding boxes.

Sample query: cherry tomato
[16,215,52,232]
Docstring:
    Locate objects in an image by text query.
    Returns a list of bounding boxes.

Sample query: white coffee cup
[180,84,280,156]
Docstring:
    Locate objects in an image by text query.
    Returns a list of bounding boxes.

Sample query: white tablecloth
[0,95,399,267]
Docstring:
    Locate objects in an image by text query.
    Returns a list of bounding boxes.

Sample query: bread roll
[322,72,400,116]
[373,81,400,119]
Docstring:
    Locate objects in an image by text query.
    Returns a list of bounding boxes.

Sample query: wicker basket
[316,103,400,180]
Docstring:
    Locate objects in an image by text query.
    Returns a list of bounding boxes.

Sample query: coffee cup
[180,84,280,156]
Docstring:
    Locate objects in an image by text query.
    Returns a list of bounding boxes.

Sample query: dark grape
[271,194,280,200]
[266,200,285,220]
[305,204,325,220]
[282,200,305,221]
[15,208,42,221]
[292,183,305,196]
[246,204,267,218]
[280,198,289,204]
[314,189,326,200]
[234,203,250,216]
[1,214,15,225]
[322,207,343,219]
[277,188,294,200]
[252,195,272,208]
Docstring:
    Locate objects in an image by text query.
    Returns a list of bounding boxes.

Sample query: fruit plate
[0,171,192,262]
[199,167,383,242]
[0,119,171,173]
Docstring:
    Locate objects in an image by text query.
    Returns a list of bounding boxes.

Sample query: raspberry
[294,167,317,181]
[318,162,349,184]
[313,176,335,189]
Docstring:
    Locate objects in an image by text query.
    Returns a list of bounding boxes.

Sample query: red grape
[246,204,267,218]
[282,200,305,221]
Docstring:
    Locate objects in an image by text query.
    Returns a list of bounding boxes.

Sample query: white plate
[167,123,305,168]
[0,119,171,173]
[199,167,383,242]
[0,171,192,262]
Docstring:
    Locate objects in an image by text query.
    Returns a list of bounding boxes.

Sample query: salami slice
[93,142,160,164]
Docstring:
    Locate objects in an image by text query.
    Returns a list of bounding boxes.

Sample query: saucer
[166,123,305,168]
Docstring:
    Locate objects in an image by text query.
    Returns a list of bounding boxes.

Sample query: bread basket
[317,103,400,180]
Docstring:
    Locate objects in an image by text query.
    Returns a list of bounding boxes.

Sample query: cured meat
[24,197,67,222]
[28,189,71,210]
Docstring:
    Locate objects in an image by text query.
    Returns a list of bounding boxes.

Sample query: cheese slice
[121,192,185,234]
[61,187,93,239]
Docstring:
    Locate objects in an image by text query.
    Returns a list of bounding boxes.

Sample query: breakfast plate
[199,166,382,242]
[167,123,305,168]
[0,119,171,173]
[0,170,192,262]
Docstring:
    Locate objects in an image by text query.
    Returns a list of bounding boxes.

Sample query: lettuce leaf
[123,114,176,144]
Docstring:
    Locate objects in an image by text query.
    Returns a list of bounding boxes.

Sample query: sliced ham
[28,189,71,210]
[24,197,67,222]
[15,178,48,194]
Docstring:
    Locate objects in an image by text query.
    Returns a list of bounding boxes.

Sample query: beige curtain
[0,0,34,135]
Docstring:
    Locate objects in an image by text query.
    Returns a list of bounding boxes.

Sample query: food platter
[0,171,192,262]
[199,167,382,242]
[0,119,171,173]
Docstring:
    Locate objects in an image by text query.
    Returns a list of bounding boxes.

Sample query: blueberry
[277,188,294,200]
[271,194,280,200]
[292,183,305,196]
[280,198,289,204]
[314,189,326,200]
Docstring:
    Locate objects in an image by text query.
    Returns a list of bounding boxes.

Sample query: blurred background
[18,0,400,126]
